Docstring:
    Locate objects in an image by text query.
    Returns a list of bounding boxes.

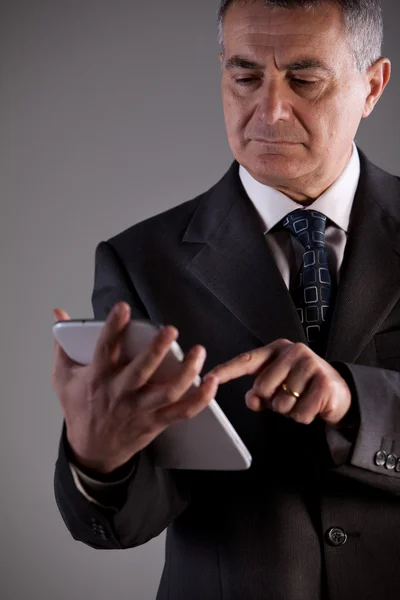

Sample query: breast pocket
[375,330,400,371]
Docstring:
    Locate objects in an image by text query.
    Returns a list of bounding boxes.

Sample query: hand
[208,339,351,426]
[52,302,219,474]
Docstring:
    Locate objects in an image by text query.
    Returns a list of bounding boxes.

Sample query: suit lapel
[184,163,306,347]
[326,151,400,362]
[183,154,400,360]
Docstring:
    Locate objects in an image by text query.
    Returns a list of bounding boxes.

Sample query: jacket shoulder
[106,163,238,254]
[108,194,201,251]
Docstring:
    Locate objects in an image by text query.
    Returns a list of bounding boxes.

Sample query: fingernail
[162,325,178,339]
[204,374,218,385]
[113,303,124,315]
[189,346,205,361]
[246,395,261,411]
[197,347,206,361]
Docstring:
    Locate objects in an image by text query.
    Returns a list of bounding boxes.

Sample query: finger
[53,308,71,353]
[245,387,298,416]
[151,345,207,408]
[287,376,323,425]
[208,339,293,384]
[52,342,76,396]
[115,325,181,392]
[52,308,76,381]
[281,353,317,397]
[159,346,207,403]
[271,389,298,415]
[289,372,349,426]
[53,308,71,323]
[268,353,317,416]
[251,342,300,401]
[156,375,219,426]
[121,344,207,412]
[244,390,263,412]
[53,336,77,369]
[91,302,131,372]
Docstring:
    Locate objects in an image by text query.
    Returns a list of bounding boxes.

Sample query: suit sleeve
[325,363,400,497]
[53,240,191,550]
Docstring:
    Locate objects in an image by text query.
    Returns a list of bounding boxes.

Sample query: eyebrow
[224,55,335,76]
[224,57,262,70]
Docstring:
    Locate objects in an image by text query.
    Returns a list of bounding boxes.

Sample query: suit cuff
[342,364,400,478]
[69,462,137,510]
[325,362,360,466]
[62,426,138,509]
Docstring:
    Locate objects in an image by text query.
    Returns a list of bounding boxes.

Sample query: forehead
[223,2,348,63]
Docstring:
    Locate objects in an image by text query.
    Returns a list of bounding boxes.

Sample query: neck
[274,188,318,205]
[272,146,354,204]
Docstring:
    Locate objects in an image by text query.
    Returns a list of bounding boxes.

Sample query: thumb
[53,308,71,322]
[52,308,76,376]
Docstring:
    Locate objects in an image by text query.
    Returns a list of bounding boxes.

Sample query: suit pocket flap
[375,330,400,359]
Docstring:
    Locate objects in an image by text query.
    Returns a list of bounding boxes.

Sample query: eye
[291,78,318,86]
[235,78,258,86]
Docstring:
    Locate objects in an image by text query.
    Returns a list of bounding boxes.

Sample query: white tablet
[52,319,252,471]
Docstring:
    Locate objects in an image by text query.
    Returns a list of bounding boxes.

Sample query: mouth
[252,139,299,145]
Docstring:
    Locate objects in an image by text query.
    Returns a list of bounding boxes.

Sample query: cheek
[322,84,365,137]
[222,89,251,137]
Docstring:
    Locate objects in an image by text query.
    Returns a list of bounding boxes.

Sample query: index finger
[92,302,131,370]
[207,339,293,384]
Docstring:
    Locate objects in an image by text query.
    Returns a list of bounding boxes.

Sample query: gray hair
[217,0,383,72]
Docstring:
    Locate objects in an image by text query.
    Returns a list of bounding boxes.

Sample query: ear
[362,57,391,119]
[219,52,224,65]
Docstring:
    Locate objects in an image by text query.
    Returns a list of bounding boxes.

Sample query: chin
[241,153,308,185]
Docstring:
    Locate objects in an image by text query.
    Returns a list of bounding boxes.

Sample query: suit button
[90,518,109,539]
[326,527,347,547]
[396,459,400,473]
[385,454,397,470]
[374,450,387,467]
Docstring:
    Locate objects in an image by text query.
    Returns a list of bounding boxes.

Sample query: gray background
[1,1,399,598]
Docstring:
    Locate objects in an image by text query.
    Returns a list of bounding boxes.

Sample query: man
[52,1,400,599]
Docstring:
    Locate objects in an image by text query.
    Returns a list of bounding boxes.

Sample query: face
[220,1,390,199]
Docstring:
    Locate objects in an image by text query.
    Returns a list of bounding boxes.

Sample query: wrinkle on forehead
[229,35,338,72]
[235,32,317,49]
[226,2,337,30]
[232,9,333,30]
[230,23,337,49]
[224,9,346,70]
[224,4,344,52]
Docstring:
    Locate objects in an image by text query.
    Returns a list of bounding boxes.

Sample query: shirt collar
[239,142,360,234]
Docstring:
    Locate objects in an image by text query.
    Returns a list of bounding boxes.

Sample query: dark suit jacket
[54,148,400,600]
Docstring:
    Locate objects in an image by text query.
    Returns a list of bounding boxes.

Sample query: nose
[257,78,291,124]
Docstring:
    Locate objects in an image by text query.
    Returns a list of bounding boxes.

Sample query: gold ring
[281,382,301,400]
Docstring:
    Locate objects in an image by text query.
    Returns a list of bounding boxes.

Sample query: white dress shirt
[71,142,361,506]
[239,141,360,288]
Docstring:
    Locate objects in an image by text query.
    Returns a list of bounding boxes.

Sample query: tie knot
[282,209,327,250]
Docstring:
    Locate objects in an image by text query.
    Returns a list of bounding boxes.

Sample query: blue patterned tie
[281,210,336,355]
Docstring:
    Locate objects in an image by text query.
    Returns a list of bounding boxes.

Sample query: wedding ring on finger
[281,382,301,400]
